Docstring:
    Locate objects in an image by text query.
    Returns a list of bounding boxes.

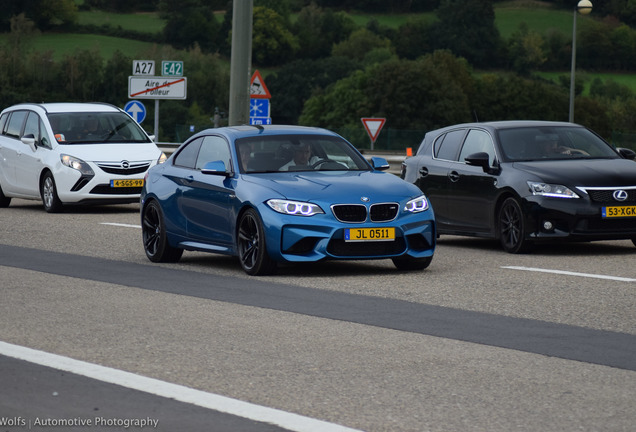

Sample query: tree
[331,28,392,61]
[252,6,298,66]
[430,0,503,68]
[159,0,219,52]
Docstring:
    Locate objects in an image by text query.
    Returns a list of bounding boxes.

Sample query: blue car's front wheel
[142,200,183,263]
[237,208,277,276]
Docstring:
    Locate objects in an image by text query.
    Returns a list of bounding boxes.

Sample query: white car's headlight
[267,199,324,216]
[404,195,429,212]
[158,152,167,164]
[527,181,579,198]
[60,154,94,176]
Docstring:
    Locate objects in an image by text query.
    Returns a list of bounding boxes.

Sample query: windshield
[236,134,370,173]
[48,112,152,144]
[498,126,619,161]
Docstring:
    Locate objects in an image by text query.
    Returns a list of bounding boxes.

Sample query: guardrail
[156,143,406,175]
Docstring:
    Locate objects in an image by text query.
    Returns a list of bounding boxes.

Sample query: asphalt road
[1,199,635,432]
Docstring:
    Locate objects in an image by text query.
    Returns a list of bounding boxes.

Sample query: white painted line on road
[0,341,362,432]
[101,222,141,229]
[502,266,636,282]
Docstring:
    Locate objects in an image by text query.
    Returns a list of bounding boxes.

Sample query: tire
[237,208,277,276]
[631,238,636,248]
[0,185,11,208]
[498,197,532,254]
[392,255,433,271]
[142,200,183,263]
[41,172,63,213]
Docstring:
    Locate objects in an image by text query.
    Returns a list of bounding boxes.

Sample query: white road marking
[0,342,362,432]
[101,222,141,229]
[502,266,636,282]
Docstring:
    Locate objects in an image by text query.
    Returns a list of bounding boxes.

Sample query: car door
[13,111,49,197]
[445,129,499,233]
[0,110,28,194]
[417,129,466,229]
[179,135,235,246]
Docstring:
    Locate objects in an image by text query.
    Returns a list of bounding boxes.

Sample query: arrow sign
[361,117,386,143]
[124,100,146,123]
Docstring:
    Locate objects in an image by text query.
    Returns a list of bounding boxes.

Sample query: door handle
[448,171,460,182]
[418,167,429,177]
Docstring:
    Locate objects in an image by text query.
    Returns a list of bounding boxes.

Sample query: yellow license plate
[110,179,144,188]
[602,206,636,218]
[345,227,395,242]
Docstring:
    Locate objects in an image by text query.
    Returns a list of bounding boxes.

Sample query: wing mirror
[21,134,37,152]
[201,160,230,176]
[465,152,500,174]
[617,147,636,160]
[370,156,390,171]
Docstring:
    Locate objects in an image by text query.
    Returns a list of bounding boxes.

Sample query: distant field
[77,10,164,33]
[539,71,636,94]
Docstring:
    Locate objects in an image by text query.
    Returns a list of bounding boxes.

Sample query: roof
[2,102,122,114]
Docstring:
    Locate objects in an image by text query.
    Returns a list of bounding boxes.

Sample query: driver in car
[280,142,319,170]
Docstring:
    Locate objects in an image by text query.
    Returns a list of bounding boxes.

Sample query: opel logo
[121,160,130,169]
[361,196,370,202]
[613,190,628,201]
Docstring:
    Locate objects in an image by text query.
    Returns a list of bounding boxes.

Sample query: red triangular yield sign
[250,70,271,99]
[361,117,386,142]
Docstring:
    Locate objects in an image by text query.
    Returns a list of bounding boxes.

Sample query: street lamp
[569,0,593,123]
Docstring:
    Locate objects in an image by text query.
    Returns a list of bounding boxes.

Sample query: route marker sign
[128,76,187,100]
[162,61,183,77]
[132,60,155,76]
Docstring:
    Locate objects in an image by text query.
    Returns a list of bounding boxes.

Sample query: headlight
[158,152,167,164]
[267,199,324,216]
[527,181,579,198]
[404,195,429,212]
[60,154,94,176]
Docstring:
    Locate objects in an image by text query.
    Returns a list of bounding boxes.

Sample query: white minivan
[0,102,166,212]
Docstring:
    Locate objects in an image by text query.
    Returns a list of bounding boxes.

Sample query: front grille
[332,204,367,223]
[581,218,636,232]
[331,202,400,223]
[89,185,142,195]
[583,188,636,203]
[327,237,407,257]
[97,161,151,175]
[370,203,399,222]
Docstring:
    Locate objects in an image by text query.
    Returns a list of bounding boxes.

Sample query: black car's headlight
[527,181,579,198]
[267,199,324,216]
[60,154,94,176]
[404,195,429,213]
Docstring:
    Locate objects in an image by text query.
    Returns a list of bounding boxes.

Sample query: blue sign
[249,117,272,125]
[124,100,146,123]
[250,98,270,118]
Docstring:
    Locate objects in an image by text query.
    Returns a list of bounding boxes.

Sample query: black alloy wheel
[142,200,183,263]
[498,197,532,254]
[237,208,277,276]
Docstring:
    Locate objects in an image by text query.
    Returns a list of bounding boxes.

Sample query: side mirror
[617,147,636,160]
[370,156,390,171]
[201,160,230,176]
[465,152,490,168]
[148,134,156,142]
[21,134,37,152]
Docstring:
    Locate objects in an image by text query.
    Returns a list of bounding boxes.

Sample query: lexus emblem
[121,160,130,169]
[613,190,628,201]
[361,196,370,202]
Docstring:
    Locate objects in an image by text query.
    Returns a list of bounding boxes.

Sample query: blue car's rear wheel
[142,200,183,263]
[238,208,277,276]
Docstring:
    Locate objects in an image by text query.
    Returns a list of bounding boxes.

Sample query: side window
[435,129,466,161]
[23,112,40,142]
[5,111,28,139]
[459,129,495,165]
[195,135,231,170]
[173,137,203,169]
[0,113,8,134]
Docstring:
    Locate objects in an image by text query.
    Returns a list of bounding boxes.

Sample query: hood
[512,159,636,187]
[56,142,162,163]
[244,171,422,203]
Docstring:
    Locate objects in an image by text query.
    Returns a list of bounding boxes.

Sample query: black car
[401,120,636,253]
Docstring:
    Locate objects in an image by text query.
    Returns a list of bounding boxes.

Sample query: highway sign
[250,99,270,118]
[249,117,272,125]
[250,70,271,99]
[132,60,155,76]
[123,100,146,123]
[162,61,183,77]
[361,117,386,143]
[128,76,187,100]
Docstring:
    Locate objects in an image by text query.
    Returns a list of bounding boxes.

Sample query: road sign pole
[154,100,159,141]
[228,0,253,125]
